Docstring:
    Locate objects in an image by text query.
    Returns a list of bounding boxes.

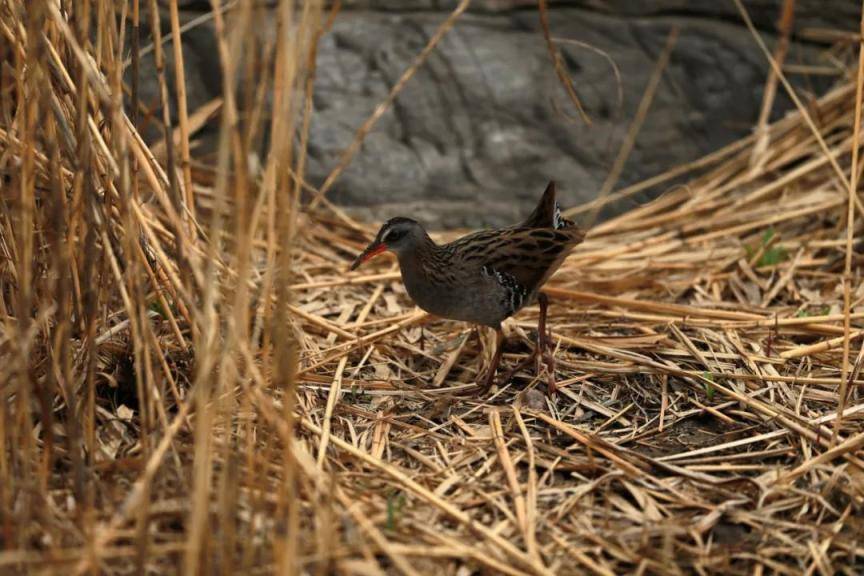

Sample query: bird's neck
[396,234,453,314]
[396,233,441,283]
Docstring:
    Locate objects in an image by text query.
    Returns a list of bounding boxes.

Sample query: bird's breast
[399,260,517,328]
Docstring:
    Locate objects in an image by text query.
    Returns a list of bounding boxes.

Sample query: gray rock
[307,7,836,226]
[136,2,850,228]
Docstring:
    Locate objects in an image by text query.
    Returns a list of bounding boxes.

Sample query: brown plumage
[351,181,584,393]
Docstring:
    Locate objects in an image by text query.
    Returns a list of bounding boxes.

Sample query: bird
[350,181,585,394]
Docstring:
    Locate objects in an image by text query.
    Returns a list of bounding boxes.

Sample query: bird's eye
[385,229,405,243]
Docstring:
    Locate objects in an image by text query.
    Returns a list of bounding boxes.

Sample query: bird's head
[350,217,426,270]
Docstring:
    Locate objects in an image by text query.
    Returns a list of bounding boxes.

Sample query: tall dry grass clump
[0,0,333,572]
[2,0,864,574]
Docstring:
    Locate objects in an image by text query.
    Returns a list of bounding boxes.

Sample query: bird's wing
[447,226,584,292]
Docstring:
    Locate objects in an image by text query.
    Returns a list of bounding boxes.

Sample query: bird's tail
[520,180,577,231]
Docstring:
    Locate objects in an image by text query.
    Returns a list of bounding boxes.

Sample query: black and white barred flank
[483,264,528,316]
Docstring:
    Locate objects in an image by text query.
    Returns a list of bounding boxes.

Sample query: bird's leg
[537,293,557,395]
[488,295,558,392]
[478,328,505,393]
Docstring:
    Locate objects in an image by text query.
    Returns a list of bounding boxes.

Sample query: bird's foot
[477,352,531,393]
[478,333,558,395]
[497,351,537,389]
[483,348,559,395]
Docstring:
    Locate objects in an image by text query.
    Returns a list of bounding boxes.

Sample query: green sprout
[386,491,406,532]
[702,372,715,402]
[744,228,788,267]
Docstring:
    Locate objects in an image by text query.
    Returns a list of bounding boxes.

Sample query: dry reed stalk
[749,0,795,169]
[167,0,195,224]
[537,0,590,125]
[837,4,864,444]
[584,27,678,229]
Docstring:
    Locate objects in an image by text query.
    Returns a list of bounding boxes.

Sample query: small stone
[520,388,546,411]
[571,405,586,421]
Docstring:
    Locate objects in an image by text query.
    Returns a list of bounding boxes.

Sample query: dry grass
[2,0,864,574]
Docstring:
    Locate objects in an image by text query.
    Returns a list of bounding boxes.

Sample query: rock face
[142,1,852,228]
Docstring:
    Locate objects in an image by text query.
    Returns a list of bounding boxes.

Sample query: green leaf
[758,245,788,267]
[796,306,830,318]
[702,372,715,401]
[149,299,166,317]
[386,492,405,532]
[744,227,788,267]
